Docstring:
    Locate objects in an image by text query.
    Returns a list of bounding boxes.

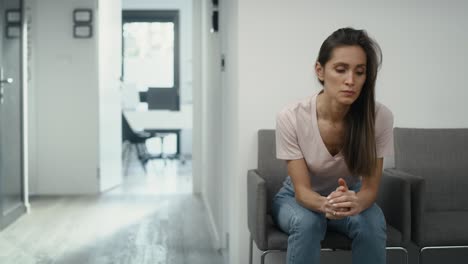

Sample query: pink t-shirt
[276,90,394,196]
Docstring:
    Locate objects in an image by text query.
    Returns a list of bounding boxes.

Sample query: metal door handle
[0,78,13,84]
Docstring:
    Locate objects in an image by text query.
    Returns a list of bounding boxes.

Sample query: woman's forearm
[295,186,327,213]
[356,187,377,212]
[356,159,384,212]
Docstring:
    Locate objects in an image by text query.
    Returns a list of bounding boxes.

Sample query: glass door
[0,0,25,229]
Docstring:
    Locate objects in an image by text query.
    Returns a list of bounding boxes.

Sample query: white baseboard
[202,193,221,250]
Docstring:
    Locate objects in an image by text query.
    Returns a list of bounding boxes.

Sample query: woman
[272,27,393,264]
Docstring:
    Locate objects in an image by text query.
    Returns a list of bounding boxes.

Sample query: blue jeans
[271,176,387,264]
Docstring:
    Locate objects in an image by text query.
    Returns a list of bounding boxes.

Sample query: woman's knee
[349,204,387,239]
[289,209,326,235]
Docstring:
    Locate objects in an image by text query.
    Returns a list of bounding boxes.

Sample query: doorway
[121,9,191,168]
[0,0,26,229]
[122,10,180,112]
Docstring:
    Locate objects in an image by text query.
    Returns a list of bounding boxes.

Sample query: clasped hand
[323,178,362,220]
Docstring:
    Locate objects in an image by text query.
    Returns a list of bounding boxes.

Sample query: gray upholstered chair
[384,128,468,263]
[247,129,411,264]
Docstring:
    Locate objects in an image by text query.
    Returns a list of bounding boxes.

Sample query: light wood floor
[0,155,223,264]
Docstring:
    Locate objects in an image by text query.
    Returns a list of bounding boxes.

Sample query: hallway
[0,157,222,264]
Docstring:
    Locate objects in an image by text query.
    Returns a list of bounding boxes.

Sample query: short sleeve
[276,109,304,160]
[375,104,394,158]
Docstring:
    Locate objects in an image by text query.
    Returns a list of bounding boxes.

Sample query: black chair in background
[122,113,154,169]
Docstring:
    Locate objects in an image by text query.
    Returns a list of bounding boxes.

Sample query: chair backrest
[258,130,288,214]
[394,127,468,211]
[122,113,137,142]
[147,88,180,111]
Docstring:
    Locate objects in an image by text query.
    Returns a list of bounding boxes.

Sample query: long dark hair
[317,27,382,177]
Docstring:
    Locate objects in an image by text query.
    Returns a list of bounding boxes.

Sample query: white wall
[24,0,37,197]
[221,0,468,263]
[197,0,224,249]
[190,0,241,256]
[28,0,123,194]
[23,0,33,210]
[122,0,194,158]
[97,0,123,191]
[192,0,202,196]
[220,0,240,260]
[31,0,99,194]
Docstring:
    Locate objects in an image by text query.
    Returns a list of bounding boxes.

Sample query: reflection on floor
[0,157,223,264]
[120,153,193,196]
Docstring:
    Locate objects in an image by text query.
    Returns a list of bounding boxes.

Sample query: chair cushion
[266,220,352,251]
[265,216,403,251]
[321,231,352,250]
[386,225,403,247]
[266,219,288,250]
[418,211,468,246]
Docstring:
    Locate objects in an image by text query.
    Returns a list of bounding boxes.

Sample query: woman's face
[316,45,367,105]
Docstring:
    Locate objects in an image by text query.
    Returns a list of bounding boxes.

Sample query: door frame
[20,0,29,214]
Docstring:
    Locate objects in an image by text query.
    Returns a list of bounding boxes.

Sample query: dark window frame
[122,10,180,111]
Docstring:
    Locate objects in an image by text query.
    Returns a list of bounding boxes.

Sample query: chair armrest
[377,171,411,243]
[247,169,268,250]
[383,168,426,244]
